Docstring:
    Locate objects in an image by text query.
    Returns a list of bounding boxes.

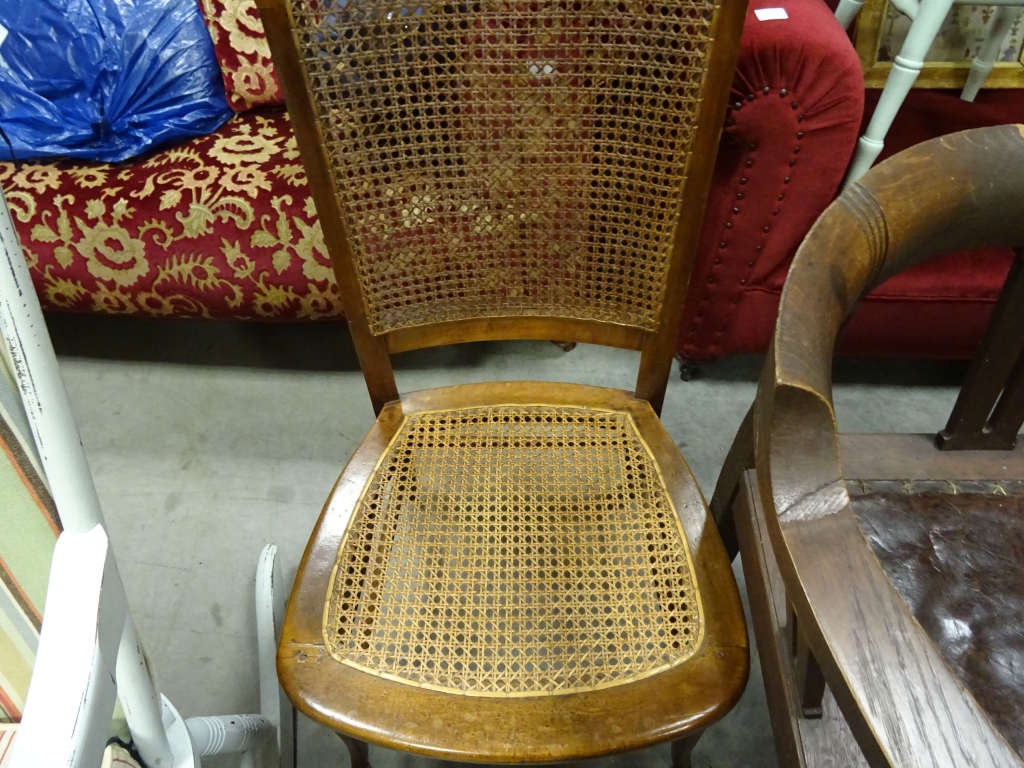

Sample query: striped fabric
[0,351,60,723]
[0,725,16,767]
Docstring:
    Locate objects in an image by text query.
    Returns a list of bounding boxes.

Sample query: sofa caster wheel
[551,340,577,352]
[679,363,697,381]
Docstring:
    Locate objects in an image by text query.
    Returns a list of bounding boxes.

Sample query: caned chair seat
[279,382,747,762]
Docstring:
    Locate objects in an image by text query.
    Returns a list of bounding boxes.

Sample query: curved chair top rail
[756,124,1024,768]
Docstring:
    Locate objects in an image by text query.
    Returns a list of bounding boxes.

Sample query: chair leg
[671,730,704,768]
[551,340,577,352]
[834,0,865,29]
[795,628,826,719]
[962,6,1018,102]
[844,0,954,186]
[257,544,296,768]
[676,357,703,381]
[338,734,371,768]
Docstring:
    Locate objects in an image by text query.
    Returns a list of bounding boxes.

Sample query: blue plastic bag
[0,0,233,163]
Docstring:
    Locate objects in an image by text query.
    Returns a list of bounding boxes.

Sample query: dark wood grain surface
[733,471,869,768]
[852,487,1024,757]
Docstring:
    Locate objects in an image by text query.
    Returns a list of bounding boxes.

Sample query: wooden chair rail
[753,125,1024,768]
[384,317,646,355]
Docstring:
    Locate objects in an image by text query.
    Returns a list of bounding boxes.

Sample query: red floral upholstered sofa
[0,0,865,361]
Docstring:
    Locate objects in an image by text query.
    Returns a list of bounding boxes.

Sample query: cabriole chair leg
[338,734,371,768]
[671,729,705,768]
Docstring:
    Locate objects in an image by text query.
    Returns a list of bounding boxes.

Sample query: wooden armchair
[712,124,1024,767]
[254,0,751,764]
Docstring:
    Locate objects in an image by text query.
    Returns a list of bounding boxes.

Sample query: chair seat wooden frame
[712,125,1024,767]
[255,0,751,762]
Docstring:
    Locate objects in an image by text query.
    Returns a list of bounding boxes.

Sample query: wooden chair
[712,124,1024,767]
[254,0,750,763]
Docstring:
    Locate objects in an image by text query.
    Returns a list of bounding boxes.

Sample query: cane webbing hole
[287,0,718,335]
[324,404,703,696]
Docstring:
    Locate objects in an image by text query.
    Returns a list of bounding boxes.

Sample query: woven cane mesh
[324,405,703,696]
[288,0,719,335]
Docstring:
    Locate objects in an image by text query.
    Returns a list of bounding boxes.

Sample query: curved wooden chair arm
[757,125,1024,767]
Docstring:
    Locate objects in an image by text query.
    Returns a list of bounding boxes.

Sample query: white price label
[754,7,788,20]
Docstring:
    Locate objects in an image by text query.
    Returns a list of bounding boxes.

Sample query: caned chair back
[258,0,746,412]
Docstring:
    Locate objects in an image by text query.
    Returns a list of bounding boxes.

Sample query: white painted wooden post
[256,545,295,768]
[0,195,103,535]
[834,0,866,29]
[962,5,1019,101]
[1,189,293,767]
[844,0,956,185]
[9,526,127,768]
[841,0,1024,187]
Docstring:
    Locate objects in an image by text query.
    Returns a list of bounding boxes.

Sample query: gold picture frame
[853,1,1024,88]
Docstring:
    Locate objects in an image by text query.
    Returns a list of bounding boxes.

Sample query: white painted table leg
[961,5,1020,101]
[0,193,177,768]
[844,0,956,186]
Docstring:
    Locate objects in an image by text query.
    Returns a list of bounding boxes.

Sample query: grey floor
[46,314,972,768]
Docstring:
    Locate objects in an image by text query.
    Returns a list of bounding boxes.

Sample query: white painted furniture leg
[0,194,103,534]
[834,0,866,29]
[0,194,176,768]
[962,5,1019,101]
[257,544,296,768]
[890,0,920,20]
[844,0,955,186]
[117,620,178,767]
[186,715,275,767]
[9,524,290,768]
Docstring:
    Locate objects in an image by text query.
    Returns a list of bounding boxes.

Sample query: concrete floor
[46,313,971,768]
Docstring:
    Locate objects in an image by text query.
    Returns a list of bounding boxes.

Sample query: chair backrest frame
[256,0,748,414]
[10,525,127,768]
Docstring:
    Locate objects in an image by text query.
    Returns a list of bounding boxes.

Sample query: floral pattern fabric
[198,0,284,112]
[0,110,343,321]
